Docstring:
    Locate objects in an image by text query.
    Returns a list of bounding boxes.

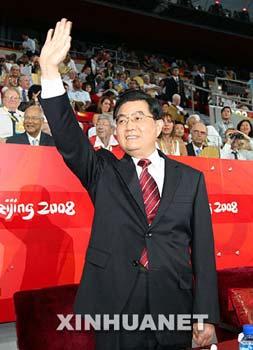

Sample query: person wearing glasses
[0,88,24,142]
[186,122,208,156]
[6,105,54,146]
[39,19,219,350]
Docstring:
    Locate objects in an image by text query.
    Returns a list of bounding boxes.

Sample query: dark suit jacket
[164,76,186,104]
[194,73,209,105]
[194,73,209,90]
[186,142,196,156]
[41,94,219,348]
[6,131,55,146]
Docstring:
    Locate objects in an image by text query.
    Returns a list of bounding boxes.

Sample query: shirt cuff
[41,77,65,99]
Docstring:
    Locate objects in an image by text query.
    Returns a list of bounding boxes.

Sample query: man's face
[96,119,113,139]
[172,68,179,77]
[143,76,150,84]
[20,76,30,89]
[221,108,231,120]
[23,107,43,137]
[116,100,163,158]
[73,79,81,90]
[85,67,91,75]
[129,80,138,90]
[22,55,29,64]
[191,123,207,147]
[172,95,181,106]
[3,90,21,111]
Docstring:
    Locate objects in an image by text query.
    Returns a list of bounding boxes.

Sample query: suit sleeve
[191,172,220,324]
[40,93,103,197]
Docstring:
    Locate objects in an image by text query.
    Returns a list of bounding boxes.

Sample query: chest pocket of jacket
[86,246,111,268]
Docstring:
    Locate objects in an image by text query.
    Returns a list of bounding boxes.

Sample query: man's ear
[156,119,164,137]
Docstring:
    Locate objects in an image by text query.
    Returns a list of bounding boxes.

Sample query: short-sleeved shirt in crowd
[0,107,24,138]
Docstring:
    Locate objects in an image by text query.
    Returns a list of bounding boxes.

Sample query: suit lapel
[113,154,147,224]
[23,133,30,145]
[114,151,182,227]
[150,152,182,227]
[40,132,45,145]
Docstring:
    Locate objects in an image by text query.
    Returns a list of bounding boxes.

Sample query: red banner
[1,144,253,322]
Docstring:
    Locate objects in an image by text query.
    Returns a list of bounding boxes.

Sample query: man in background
[6,105,54,146]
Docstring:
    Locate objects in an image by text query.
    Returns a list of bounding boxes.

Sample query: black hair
[237,119,253,138]
[113,90,162,120]
[174,121,185,126]
[103,79,114,90]
[28,84,41,100]
[221,106,232,114]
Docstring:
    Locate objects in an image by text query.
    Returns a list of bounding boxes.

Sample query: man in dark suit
[186,122,207,156]
[163,65,186,105]
[194,66,209,114]
[6,105,54,146]
[39,19,219,350]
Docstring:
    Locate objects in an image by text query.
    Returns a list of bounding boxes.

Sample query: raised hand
[40,18,72,79]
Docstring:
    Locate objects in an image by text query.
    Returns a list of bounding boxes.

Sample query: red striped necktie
[138,159,160,269]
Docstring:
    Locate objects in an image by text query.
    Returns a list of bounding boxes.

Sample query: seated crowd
[0,41,253,160]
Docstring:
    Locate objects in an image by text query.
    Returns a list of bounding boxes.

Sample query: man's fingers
[63,37,72,52]
[52,20,62,41]
[45,29,54,44]
[53,18,69,42]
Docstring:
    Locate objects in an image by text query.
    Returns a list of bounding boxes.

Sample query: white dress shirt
[22,38,36,53]
[132,150,165,195]
[192,143,203,156]
[220,143,253,160]
[0,107,24,138]
[93,135,119,150]
[27,131,41,146]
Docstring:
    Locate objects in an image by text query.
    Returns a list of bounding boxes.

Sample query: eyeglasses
[4,96,20,101]
[24,116,42,122]
[115,111,154,126]
[192,130,207,136]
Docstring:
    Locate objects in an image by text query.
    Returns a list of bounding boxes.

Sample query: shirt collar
[132,149,161,168]
[222,119,232,125]
[26,131,41,145]
[192,143,203,152]
[94,134,118,149]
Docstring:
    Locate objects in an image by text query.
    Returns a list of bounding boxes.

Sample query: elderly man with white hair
[167,93,188,123]
[143,74,159,96]
[186,114,222,148]
[89,113,119,151]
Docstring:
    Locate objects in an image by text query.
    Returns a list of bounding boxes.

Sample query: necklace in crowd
[160,137,175,155]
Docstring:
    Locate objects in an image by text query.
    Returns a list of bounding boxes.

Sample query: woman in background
[157,113,187,156]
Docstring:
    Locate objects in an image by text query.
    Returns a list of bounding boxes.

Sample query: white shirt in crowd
[22,38,36,53]
[220,143,253,160]
[192,143,203,156]
[93,135,119,151]
[68,89,91,104]
[0,107,24,138]
[27,131,41,146]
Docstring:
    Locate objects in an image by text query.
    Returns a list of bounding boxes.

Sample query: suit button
[146,233,152,238]
[132,260,139,267]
